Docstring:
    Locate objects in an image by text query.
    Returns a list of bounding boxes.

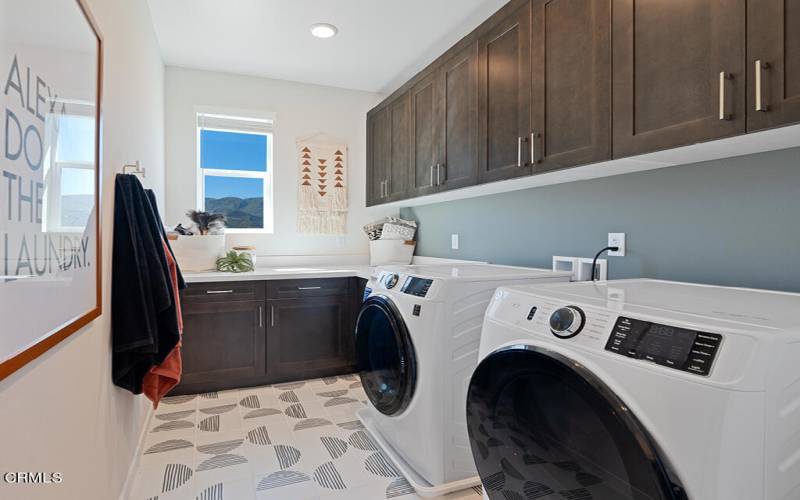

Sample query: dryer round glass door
[466,346,687,500]
[355,296,417,416]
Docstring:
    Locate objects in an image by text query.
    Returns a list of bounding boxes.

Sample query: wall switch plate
[608,233,626,256]
[451,234,459,250]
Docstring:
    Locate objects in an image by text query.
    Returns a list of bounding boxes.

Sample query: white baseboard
[118,401,154,500]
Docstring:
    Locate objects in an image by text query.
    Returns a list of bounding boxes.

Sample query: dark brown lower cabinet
[176,299,266,394]
[171,278,359,395]
[266,294,356,383]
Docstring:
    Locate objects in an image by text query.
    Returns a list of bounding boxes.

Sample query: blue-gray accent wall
[400,147,800,293]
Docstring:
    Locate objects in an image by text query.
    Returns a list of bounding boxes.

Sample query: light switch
[451,234,459,250]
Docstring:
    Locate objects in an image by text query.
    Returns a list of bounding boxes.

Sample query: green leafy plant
[216,250,255,273]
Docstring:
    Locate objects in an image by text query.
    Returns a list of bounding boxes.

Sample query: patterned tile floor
[128,374,484,500]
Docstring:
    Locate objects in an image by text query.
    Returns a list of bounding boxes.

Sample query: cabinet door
[409,72,440,197]
[386,94,411,202]
[612,0,746,158]
[438,43,479,191]
[266,295,356,383]
[477,0,532,183]
[747,0,800,131]
[366,107,389,206]
[179,299,266,392]
[531,0,611,172]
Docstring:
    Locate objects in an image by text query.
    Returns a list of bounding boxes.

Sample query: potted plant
[170,210,227,271]
[216,250,255,273]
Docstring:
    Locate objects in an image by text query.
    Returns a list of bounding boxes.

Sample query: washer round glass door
[356,295,417,416]
[467,346,687,500]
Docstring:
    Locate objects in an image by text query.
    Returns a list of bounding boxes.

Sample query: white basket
[369,240,416,266]
[170,234,226,271]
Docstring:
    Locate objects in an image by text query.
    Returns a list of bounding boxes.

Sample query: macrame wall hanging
[296,134,348,235]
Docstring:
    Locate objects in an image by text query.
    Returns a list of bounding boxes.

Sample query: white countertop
[182,265,373,283]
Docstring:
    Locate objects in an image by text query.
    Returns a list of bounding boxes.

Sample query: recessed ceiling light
[310,23,338,39]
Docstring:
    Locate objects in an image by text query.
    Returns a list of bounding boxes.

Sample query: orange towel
[142,239,184,408]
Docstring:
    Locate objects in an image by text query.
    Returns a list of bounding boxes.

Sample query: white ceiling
[146,0,507,94]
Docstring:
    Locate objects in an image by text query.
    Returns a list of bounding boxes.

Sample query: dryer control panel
[605,316,722,376]
[401,277,433,297]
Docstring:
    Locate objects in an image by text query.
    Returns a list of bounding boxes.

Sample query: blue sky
[205,175,263,199]
[56,115,95,164]
[201,129,268,172]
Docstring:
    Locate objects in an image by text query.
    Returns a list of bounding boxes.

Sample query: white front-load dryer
[355,264,572,496]
[467,279,800,500]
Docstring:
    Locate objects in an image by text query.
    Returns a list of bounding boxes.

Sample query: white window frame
[43,102,97,234]
[196,110,275,234]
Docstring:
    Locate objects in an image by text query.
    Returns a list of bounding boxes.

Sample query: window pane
[204,175,264,229]
[200,129,267,172]
[60,167,95,228]
[56,115,95,164]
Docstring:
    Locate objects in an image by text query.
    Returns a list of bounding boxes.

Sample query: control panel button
[549,306,586,339]
[384,274,400,289]
[527,306,538,321]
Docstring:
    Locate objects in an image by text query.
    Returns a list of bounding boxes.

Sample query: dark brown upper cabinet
[409,43,479,198]
[747,0,800,132]
[437,43,479,191]
[477,0,533,183]
[366,106,389,206]
[612,0,746,158]
[409,72,441,197]
[386,94,411,201]
[531,0,611,172]
[366,94,410,205]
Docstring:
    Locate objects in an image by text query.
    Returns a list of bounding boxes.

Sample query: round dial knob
[549,306,585,338]
[384,274,400,289]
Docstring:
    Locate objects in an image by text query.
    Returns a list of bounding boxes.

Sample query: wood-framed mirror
[0,0,103,381]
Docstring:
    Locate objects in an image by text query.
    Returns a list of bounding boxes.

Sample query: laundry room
[1,1,799,500]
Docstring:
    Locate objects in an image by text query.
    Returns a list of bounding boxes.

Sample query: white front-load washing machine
[467,279,800,500]
[355,264,572,496]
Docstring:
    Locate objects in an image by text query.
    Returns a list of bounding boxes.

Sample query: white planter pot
[171,234,226,271]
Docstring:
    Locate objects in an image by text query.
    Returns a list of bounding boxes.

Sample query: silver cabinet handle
[380,180,385,198]
[530,132,542,164]
[719,72,732,121]
[258,306,263,328]
[270,305,275,327]
[298,286,322,290]
[517,137,524,167]
[755,60,769,112]
[436,163,442,185]
[384,179,390,197]
[430,165,434,187]
[206,289,234,294]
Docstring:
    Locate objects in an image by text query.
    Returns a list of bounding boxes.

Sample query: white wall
[165,66,396,258]
[0,1,165,499]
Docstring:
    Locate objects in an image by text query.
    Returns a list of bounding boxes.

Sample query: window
[197,112,274,232]
[43,106,97,233]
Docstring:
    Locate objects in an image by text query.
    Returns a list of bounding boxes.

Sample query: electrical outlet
[608,233,626,256]
[451,234,459,250]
